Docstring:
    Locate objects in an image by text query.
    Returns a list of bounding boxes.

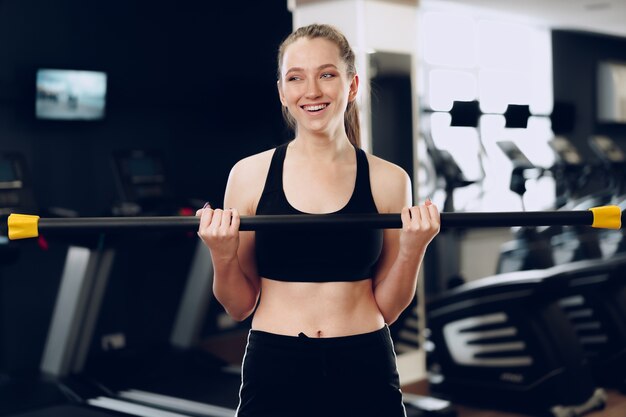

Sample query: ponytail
[344,101,360,148]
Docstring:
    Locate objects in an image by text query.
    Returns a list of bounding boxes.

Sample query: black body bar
[5,206,622,240]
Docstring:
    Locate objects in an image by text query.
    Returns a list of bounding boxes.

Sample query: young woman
[197,24,440,417]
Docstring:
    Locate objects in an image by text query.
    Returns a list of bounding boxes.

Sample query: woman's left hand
[398,199,440,260]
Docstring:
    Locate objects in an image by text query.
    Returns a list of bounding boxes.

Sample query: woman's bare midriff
[251,278,386,338]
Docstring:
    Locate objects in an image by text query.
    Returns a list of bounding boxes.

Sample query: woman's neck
[291,124,353,162]
[289,134,353,163]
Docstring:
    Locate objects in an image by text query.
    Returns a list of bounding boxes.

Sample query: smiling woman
[277,25,361,148]
[195,23,440,417]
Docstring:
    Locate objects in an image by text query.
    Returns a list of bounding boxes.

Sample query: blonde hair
[277,24,361,148]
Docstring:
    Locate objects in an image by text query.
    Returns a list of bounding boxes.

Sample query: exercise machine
[0,152,152,417]
[426,266,608,416]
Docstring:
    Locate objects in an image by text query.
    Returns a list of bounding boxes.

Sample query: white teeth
[303,104,327,111]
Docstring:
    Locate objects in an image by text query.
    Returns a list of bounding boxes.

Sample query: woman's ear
[349,74,359,102]
[277,80,287,106]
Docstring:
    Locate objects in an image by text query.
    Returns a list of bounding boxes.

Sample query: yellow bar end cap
[7,213,40,240]
[589,205,622,230]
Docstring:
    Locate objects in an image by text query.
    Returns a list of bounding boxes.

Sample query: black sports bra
[255,142,383,282]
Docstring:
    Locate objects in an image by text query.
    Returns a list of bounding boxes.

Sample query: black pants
[236,325,406,417]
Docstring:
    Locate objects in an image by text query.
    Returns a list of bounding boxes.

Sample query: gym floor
[202,330,626,417]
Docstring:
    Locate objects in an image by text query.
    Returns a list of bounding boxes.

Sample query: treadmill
[586,135,626,258]
[419,108,486,296]
[496,138,608,274]
[39,149,242,417]
[0,152,161,417]
[495,140,556,273]
[547,136,618,265]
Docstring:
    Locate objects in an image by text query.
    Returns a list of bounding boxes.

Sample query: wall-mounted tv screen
[597,61,626,124]
[36,69,107,120]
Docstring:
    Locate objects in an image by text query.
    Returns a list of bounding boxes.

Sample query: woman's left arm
[371,162,440,325]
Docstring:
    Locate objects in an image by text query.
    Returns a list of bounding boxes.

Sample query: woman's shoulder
[364,152,410,183]
[231,147,276,178]
[364,151,411,211]
[225,146,280,213]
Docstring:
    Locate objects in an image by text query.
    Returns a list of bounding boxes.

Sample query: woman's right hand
[196,204,241,262]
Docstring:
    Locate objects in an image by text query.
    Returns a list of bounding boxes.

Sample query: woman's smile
[301,102,330,114]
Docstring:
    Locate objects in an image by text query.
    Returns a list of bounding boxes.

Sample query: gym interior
[1,0,626,416]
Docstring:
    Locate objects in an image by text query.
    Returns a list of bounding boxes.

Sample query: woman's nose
[305,79,322,98]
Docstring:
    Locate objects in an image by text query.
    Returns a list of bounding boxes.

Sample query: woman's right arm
[197,158,263,321]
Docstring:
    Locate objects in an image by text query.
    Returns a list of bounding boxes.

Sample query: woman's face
[278,37,358,137]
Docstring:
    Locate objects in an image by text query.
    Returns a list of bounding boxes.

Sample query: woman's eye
[287,76,301,81]
[321,73,335,79]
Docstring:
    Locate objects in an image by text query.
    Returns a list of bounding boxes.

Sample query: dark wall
[0,0,292,374]
[552,30,626,155]
[0,0,292,214]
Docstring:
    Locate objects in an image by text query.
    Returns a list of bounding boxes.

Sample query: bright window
[420,10,554,211]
